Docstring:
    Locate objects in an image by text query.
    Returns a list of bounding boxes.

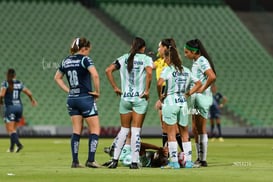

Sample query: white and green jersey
[160,66,198,106]
[191,56,212,95]
[116,53,153,102]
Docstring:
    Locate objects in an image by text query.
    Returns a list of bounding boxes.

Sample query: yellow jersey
[154,57,167,86]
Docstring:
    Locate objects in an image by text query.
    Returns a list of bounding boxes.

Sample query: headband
[184,44,199,52]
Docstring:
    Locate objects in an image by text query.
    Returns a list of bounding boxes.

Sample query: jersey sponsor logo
[134,61,143,65]
[12,100,20,105]
[62,59,80,68]
[175,78,187,84]
[123,91,140,98]
[125,59,144,66]
[174,97,186,103]
[69,88,80,94]
[172,71,189,77]
[13,84,21,89]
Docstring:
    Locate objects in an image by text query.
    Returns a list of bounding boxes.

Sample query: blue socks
[88,134,99,162]
[71,133,80,163]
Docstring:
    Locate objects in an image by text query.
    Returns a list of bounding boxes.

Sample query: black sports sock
[162,133,168,147]
[176,133,183,152]
[210,124,215,137]
[217,123,222,137]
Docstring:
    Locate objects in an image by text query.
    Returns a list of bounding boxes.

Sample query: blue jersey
[1,80,25,106]
[58,54,94,98]
[210,92,223,114]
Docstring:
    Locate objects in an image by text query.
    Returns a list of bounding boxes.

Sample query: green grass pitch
[0,138,272,182]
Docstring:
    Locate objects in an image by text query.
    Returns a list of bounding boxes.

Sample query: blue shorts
[67,96,98,117]
[4,104,23,122]
[209,110,221,119]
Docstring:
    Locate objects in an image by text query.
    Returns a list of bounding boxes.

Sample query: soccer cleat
[161,162,180,169]
[16,145,23,153]
[219,137,224,142]
[185,161,194,168]
[108,159,118,169]
[200,161,208,167]
[7,148,14,153]
[194,158,200,165]
[129,162,140,169]
[104,147,111,154]
[71,162,84,168]
[171,162,181,169]
[102,160,113,167]
[85,161,101,168]
[104,146,114,157]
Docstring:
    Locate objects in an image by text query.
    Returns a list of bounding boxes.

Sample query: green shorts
[191,93,213,119]
[162,103,189,126]
[119,98,148,114]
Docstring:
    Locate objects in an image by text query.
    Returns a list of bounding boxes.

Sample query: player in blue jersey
[105,37,153,169]
[209,83,227,142]
[157,47,202,169]
[0,68,37,153]
[54,37,101,168]
[184,39,216,167]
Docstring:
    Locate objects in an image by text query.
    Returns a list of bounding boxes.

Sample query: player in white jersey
[154,38,183,152]
[105,37,153,169]
[184,39,216,167]
[158,47,202,169]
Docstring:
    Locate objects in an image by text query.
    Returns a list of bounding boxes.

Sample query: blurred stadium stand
[0,0,272,136]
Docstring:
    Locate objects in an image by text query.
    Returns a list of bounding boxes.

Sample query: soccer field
[0,138,272,182]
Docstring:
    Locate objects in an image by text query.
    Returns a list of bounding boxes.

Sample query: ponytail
[127,51,137,73]
[7,68,15,92]
[127,37,146,73]
[164,47,183,72]
[70,37,91,55]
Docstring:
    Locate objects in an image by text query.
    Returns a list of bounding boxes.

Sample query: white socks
[113,127,130,160]
[198,134,208,161]
[168,141,178,162]
[182,141,192,162]
[131,127,141,163]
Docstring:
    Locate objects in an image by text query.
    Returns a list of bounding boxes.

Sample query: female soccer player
[54,37,101,168]
[154,38,183,151]
[105,37,153,169]
[0,68,37,153]
[103,142,169,168]
[157,47,201,169]
[209,83,227,142]
[184,39,216,167]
